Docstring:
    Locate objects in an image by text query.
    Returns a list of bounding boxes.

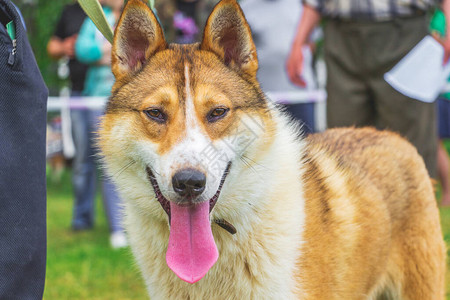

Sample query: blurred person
[47,1,88,182]
[155,0,218,43]
[47,1,88,98]
[430,8,450,206]
[241,0,318,134]
[287,0,445,178]
[0,0,47,297]
[153,0,177,41]
[437,131,450,206]
[173,0,199,44]
[74,0,127,248]
[158,0,200,44]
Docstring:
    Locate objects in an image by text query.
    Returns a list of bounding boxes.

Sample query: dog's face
[99,0,274,284]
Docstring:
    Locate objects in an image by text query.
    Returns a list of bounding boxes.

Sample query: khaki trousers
[324,15,437,177]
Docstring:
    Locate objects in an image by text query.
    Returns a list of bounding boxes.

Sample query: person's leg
[437,98,450,205]
[368,15,437,178]
[324,20,374,128]
[372,77,437,177]
[101,176,126,231]
[92,110,127,247]
[71,109,97,230]
[437,141,450,205]
[102,175,127,248]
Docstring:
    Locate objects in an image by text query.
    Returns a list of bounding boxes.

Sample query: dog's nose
[172,169,206,199]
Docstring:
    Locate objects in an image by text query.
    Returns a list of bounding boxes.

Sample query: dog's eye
[144,109,167,123]
[207,107,229,122]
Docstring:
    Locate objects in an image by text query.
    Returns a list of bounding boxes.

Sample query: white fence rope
[46,90,327,112]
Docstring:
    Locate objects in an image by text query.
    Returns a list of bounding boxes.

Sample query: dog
[98,0,446,298]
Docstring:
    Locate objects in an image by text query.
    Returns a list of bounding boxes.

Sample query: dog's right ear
[112,0,166,82]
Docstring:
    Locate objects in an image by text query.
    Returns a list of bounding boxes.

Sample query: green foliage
[14,0,73,95]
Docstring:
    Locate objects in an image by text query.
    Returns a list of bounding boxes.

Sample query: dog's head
[99,0,275,284]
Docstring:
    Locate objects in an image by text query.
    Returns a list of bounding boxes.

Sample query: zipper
[8,38,16,66]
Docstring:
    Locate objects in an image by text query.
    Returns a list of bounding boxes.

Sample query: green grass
[44,170,146,299]
[45,168,450,299]
[441,207,450,299]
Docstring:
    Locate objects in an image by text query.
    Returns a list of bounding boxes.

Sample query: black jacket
[0,0,48,298]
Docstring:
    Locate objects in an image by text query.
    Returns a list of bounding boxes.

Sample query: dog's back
[299,127,446,299]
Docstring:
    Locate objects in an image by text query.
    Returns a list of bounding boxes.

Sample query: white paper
[384,35,450,103]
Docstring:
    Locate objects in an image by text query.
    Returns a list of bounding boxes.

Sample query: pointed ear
[112,0,167,81]
[200,0,258,78]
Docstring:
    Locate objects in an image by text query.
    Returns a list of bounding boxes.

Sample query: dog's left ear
[201,0,258,79]
[112,0,167,82]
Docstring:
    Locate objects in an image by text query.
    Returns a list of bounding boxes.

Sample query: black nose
[172,169,206,199]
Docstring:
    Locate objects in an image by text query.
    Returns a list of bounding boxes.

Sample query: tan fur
[298,128,446,299]
[98,0,446,299]
[200,0,258,79]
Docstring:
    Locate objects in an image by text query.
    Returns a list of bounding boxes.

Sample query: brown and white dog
[98,0,446,298]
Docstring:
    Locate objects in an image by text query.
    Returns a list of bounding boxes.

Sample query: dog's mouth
[146,162,233,230]
[145,162,234,284]
[146,163,236,234]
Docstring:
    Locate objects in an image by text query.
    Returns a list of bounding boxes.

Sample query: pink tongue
[166,201,218,284]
